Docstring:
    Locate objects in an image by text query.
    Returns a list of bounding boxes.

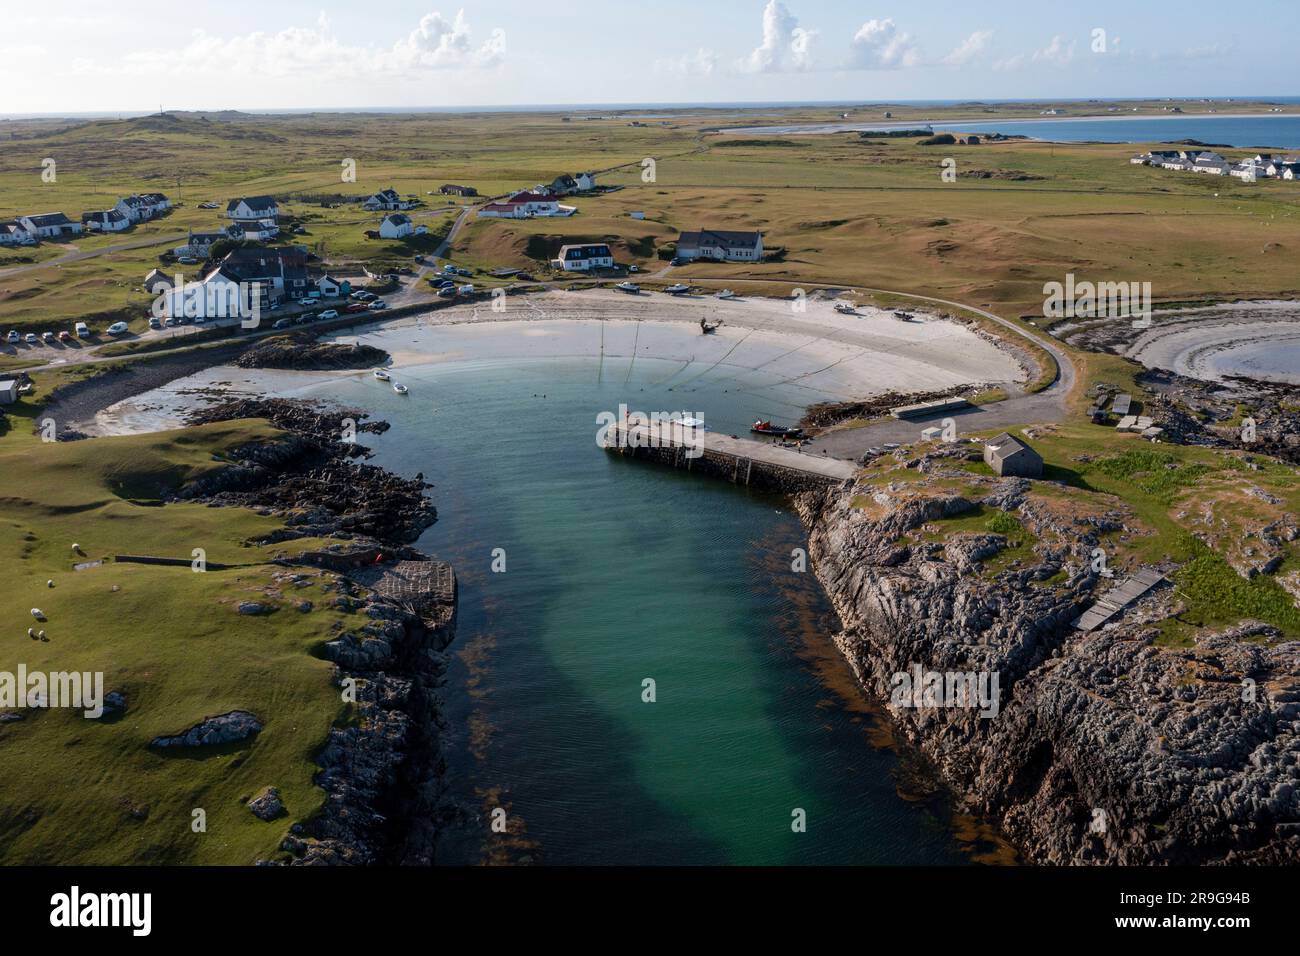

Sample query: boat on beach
[616,281,640,293]
[666,283,691,294]
[716,289,736,300]
[835,303,857,315]
[373,369,391,381]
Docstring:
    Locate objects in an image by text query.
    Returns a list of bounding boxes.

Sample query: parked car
[178,257,197,265]
[106,322,129,336]
[24,333,37,344]
[350,291,368,301]
[345,303,368,313]
[57,330,71,342]
[437,279,455,289]
[458,285,475,295]
[368,300,388,310]
[455,268,472,277]
[437,287,457,298]
[75,322,90,337]
[318,310,339,320]
[41,331,54,342]
[6,330,19,344]
[165,316,182,327]
[193,315,206,324]
[628,265,640,273]
[272,318,294,329]
[148,317,162,329]
[294,314,314,325]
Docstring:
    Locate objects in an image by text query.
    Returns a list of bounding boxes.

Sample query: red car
[346,303,368,313]
[57,330,72,341]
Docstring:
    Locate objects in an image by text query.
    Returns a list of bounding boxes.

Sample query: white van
[75,322,90,338]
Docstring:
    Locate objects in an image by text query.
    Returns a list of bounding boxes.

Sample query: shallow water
[289,355,1005,865]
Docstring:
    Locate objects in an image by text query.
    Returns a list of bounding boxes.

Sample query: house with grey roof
[675,229,764,262]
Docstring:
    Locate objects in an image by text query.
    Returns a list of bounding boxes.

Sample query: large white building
[18,213,82,239]
[226,196,279,224]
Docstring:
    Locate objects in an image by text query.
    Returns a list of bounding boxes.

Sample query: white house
[0,221,34,246]
[19,213,82,239]
[241,219,280,242]
[551,243,614,272]
[173,228,239,258]
[114,193,171,223]
[1192,156,1231,175]
[575,172,596,191]
[675,229,764,262]
[478,191,573,219]
[226,196,279,224]
[316,275,347,297]
[363,188,411,211]
[82,209,131,232]
[379,213,414,239]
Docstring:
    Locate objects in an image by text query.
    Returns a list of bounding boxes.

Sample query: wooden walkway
[1073,568,1166,632]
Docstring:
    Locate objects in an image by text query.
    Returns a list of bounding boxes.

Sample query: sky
[2,0,1297,114]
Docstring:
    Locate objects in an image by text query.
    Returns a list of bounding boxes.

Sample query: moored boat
[373,369,391,381]
[393,383,408,394]
[751,419,804,438]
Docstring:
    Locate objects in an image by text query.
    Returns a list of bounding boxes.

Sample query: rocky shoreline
[796,449,1300,865]
[174,396,456,865]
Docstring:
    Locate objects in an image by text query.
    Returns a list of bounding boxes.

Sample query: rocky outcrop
[235,334,390,371]
[799,476,1300,865]
[248,787,286,821]
[151,711,262,749]
[180,398,434,545]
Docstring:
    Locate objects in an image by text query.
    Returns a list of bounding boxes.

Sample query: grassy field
[6,108,1296,339]
[0,408,360,864]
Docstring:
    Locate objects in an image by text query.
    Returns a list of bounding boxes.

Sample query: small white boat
[835,303,857,315]
[392,383,408,395]
[665,283,690,294]
[373,369,391,381]
[616,281,640,293]
[676,416,706,429]
[717,289,736,299]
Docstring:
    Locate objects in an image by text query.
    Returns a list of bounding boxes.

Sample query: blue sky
[2,0,1296,113]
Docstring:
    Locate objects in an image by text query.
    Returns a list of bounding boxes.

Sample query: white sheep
[30,608,45,620]
[26,627,33,638]
[46,579,54,588]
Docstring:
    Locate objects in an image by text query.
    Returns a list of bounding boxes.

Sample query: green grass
[0,420,351,864]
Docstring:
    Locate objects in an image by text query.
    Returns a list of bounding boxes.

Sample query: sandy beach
[85,290,1028,436]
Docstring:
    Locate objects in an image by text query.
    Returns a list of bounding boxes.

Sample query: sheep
[30,608,45,620]
[46,579,54,588]
[26,627,34,639]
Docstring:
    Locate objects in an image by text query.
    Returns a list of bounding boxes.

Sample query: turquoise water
[300,356,997,865]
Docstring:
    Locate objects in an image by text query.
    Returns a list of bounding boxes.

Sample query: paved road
[0,233,187,279]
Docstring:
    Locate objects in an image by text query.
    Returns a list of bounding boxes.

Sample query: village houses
[363,188,412,212]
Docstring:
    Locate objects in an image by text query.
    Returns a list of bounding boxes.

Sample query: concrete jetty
[602,419,858,492]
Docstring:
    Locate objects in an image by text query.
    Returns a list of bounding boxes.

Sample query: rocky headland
[797,445,1300,865]
[176,396,455,865]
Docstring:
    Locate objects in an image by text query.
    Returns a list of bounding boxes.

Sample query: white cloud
[1031,35,1075,66]
[943,30,993,67]
[847,18,919,70]
[90,9,505,80]
[994,34,1076,71]
[655,48,720,77]
[738,1,817,73]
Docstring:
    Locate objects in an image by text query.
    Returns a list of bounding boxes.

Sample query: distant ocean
[722,111,1300,149]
